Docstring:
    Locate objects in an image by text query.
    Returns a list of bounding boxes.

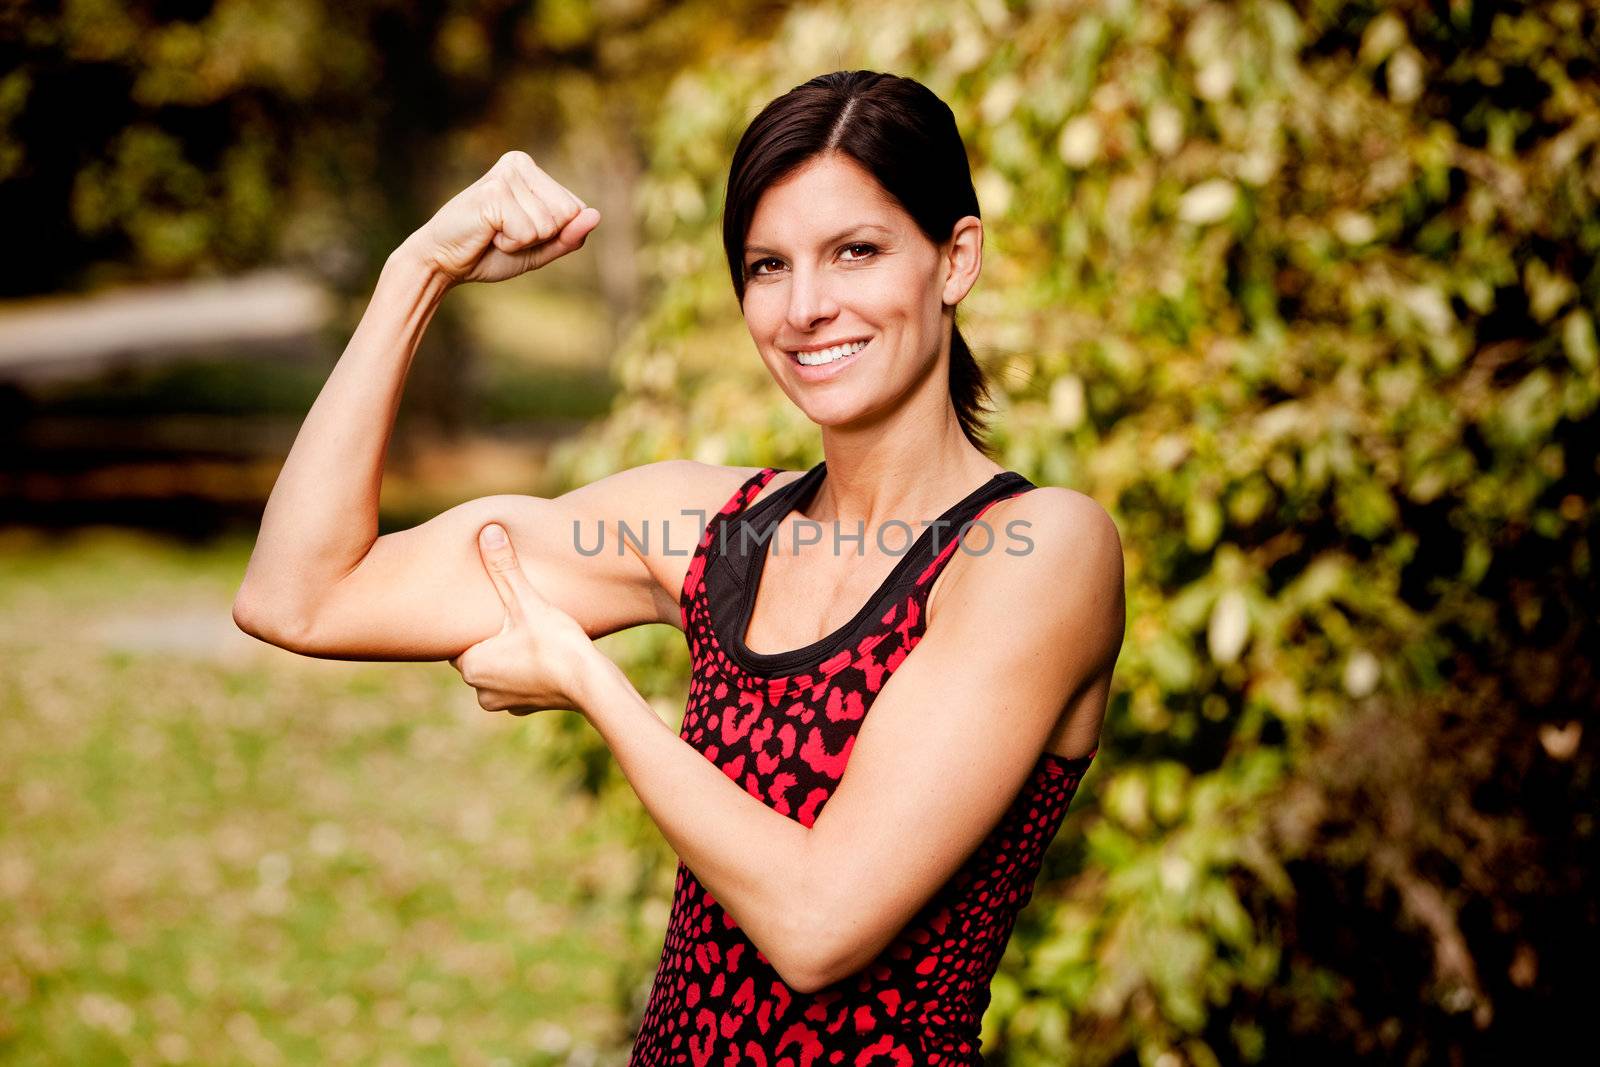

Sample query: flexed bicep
[273,462,698,661]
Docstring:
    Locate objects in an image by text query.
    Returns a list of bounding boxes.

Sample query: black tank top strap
[904,472,1039,600]
[679,466,783,624]
[716,460,824,583]
[695,461,822,634]
[722,465,786,520]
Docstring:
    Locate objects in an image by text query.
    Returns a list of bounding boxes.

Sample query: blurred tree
[0,0,792,434]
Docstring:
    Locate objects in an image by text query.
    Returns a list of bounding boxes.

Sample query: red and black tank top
[629,460,1096,1066]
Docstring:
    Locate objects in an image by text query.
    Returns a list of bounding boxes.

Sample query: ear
[940,215,983,307]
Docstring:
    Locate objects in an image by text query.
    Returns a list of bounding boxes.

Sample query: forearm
[237,237,453,629]
[574,653,824,990]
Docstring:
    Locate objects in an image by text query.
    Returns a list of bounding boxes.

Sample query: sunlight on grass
[0,529,661,1066]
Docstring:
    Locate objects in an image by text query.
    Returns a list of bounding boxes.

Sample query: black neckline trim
[720,461,1032,675]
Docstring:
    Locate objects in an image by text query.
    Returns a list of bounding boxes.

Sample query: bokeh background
[2,1,1596,1064]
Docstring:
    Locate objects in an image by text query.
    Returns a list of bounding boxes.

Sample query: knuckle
[512,151,544,178]
[477,182,507,216]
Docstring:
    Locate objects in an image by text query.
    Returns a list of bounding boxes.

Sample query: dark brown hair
[722,70,997,456]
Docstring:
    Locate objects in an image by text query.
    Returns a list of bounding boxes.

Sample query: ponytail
[948,318,997,457]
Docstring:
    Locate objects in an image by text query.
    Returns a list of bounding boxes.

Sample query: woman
[235,70,1124,1064]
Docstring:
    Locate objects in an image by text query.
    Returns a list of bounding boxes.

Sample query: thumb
[549,207,600,256]
[568,206,600,243]
[523,208,599,272]
[477,523,534,617]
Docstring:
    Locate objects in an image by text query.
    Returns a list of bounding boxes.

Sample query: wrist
[566,645,623,717]
[385,233,457,296]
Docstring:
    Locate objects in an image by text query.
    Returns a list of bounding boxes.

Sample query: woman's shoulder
[589,460,812,569]
[646,459,807,511]
[932,484,1123,630]
[663,459,814,518]
[948,480,1119,555]
[991,484,1120,547]
[558,459,807,527]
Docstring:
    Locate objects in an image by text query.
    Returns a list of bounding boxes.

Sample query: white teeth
[795,339,869,366]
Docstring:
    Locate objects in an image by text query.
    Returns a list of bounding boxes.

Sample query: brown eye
[842,243,877,260]
[748,258,781,276]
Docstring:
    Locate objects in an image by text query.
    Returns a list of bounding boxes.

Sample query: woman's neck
[810,419,1003,533]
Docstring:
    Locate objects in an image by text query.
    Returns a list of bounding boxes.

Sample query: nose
[785,263,839,334]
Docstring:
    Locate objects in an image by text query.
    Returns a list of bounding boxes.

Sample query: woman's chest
[740,540,913,656]
[681,587,926,827]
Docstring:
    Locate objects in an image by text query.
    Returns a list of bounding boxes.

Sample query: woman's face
[739,152,980,430]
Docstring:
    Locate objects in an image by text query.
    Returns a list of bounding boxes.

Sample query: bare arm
[261,460,721,660]
[232,150,607,655]
[231,241,447,651]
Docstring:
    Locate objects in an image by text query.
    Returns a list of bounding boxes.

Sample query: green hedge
[548,1,1598,1062]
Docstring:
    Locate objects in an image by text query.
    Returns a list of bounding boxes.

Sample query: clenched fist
[407,150,600,285]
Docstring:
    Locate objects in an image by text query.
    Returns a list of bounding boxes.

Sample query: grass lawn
[0,528,670,1066]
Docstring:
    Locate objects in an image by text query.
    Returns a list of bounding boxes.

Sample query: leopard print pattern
[630,467,1093,1066]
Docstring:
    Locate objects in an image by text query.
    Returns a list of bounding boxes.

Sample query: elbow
[231,586,314,653]
[786,896,896,995]
[776,854,875,994]
[788,945,854,997]
[778,908,847,997]
[780,956,834,998]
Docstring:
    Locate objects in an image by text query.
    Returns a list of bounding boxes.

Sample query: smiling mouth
[789,337,871,367]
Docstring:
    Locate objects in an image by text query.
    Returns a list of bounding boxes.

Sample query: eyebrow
[744,223,892,258]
